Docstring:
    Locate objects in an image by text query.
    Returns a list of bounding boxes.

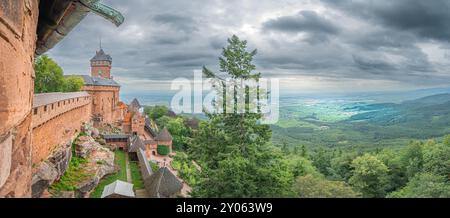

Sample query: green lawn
[90,150,127,198]
[129,161,144,190]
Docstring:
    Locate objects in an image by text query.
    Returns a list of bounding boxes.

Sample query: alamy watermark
[170,70,279,124]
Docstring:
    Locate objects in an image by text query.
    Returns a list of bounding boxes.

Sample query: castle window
[44,106,47,112]
[58,102,60,107]
[51,104,54,110]
[33,108,38,115]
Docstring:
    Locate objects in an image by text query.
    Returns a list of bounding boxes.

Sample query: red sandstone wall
[0,0,39,197]
[91,65,111,79]
[31,96,92,164]
[83,85,120,124]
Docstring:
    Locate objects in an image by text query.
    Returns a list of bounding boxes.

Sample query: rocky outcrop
[74,136,97,159]
[31,162,58,198]
[31,141,72,198]
[74,136,115,197]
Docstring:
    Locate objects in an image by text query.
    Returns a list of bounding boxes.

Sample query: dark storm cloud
[263,10,339,35]
[46,0,450,92]
[321,0,450,42]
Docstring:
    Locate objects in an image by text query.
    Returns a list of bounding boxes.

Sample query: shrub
[157,145,170,156]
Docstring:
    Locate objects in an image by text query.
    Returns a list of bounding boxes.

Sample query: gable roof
[128,135,146,153]
[144,167,183,198]
[101,180,135,198]
[155,128,173,142]
[79,75,120,87]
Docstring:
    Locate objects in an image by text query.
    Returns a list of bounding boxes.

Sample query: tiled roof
[33,92,90,108]
[101,180,135,198]
[144,167,183,198]
[155,128,173,141]
[91,49,112,62]
[80,75,120,87]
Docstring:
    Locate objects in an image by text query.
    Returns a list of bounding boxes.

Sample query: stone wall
[82,85,120,125]
[32,101,92,165]
[0,0,39,197]
[91,65,111,79]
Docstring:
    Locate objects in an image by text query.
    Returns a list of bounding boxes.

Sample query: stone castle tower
[90,48,113,79]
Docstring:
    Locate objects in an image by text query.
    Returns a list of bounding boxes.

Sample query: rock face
[74,136,97,159]
[74,135,115,197]
[31,142,72,198]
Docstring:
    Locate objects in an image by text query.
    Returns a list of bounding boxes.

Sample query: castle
[0,0,175,198]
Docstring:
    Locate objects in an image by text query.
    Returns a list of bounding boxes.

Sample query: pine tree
[189,35,293,197]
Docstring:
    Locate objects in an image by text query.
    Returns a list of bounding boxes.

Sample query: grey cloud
[321,0,450,42]
[263,11,339,35]
[46,0,450,92]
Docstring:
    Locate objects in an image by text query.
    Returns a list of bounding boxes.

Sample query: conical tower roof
[155,128,172,141]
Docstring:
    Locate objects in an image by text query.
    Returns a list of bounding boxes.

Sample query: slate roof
[130,98,142,109]
[144,118,157,137]
[128,135,146,153]
[155,128,173,142]
[102,134,130,140]
[144,167,183,198]
[101,180,135,198]
[80,75,120,87]
[91,49,112,62]
[33,92,90,108]
[137,148,153,180]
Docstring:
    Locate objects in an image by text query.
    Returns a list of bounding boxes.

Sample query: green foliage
[285,156,319,178]
[293,174,361,198]
[165,117,192,151]
[422,142,450,177]
[310,148,335,176]
[376,149,408,192]
[189,35,293,198]
[349,154,390,198]
[129,161,144,190]
[172,152,200,186]
[63,76,84,92]
[157,145,170,156]
[149,161,160,172]
[328,151,361,182]
[145,105,169,121]
[49,157,90,193]
[388,173,450,198]
[34,55,84,93]
[401,141,424,179]
[444,135,450,146]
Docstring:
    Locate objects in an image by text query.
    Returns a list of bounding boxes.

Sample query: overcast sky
[48,0,450,94]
